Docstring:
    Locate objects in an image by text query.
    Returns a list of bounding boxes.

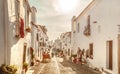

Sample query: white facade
[0,0,32,73]
[71,0,120,74]
[0,0,49,73]
[31,6,49,62]
[31,6,37,52]
[7,0,27,74]
[54,38,61,51]
[61,32,71,58]
[54,32,71,59]
[37,25,48,61]
[31,23,48,61]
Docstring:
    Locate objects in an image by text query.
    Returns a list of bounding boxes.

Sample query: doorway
[68,49,70,56]
[89,43,93,59]
[118,35,120,74]
[23,43,27,64]
[106,40,113,70]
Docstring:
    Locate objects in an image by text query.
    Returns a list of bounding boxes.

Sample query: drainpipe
[4,0,9,65]
[4,0,7,65]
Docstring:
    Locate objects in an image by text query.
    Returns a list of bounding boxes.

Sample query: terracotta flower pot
[26,27,31,32]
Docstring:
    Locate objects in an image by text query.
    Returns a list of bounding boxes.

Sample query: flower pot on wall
[15,34,20,38]
[26,27,31,32]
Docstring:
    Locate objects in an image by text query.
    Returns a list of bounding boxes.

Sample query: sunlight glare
[56,0,79,13]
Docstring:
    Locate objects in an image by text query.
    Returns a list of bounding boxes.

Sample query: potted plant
[15,34,19,38]
[26,26,31,32]
[23,62,28,72]
[0,64,17,74]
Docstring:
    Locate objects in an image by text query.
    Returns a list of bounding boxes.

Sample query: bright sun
[55,0,79,13]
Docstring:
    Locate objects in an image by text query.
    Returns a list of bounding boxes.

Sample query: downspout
[4,0,9,65]
[4,0,7,64]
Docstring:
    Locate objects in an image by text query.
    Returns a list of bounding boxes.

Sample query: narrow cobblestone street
[39,57,60,74]
[60,59,101,74]
[27,57,101,74]
[27,57,60,74]
[0,0,119,74]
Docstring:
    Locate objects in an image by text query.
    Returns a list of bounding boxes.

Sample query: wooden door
[106,40,113,70]
[23,44,27,63]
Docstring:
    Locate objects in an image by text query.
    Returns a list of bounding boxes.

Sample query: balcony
[83,26,91,36]
[83,15,91,36]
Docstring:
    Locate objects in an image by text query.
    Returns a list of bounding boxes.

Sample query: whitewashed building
[31,6,49,62]
[37,25,48,61]
[61,32,71,59]
[54,38,62,51]
[54,32,71,59]
[0,0,33,73]
[71,0,120,74]
[31,22,48,61]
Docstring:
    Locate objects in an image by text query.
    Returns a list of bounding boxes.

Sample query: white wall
[7,0,29,73]
[0,0,33,73]
[0,0,5,65]
[31,6,37,52]
[72,0,120,74]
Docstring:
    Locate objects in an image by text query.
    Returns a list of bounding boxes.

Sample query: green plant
[23,62,28,72]
[23,62,28,68]
[0,64,17,74]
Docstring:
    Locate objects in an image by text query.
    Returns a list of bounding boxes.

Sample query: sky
[29,0,92,40]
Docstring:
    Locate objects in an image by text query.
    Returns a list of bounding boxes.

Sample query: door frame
[118,35,120,74]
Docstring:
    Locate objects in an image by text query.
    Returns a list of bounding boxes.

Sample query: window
[23,43,27,63]
[106,40,113,70]
[73,22,76,33]
[78,23,80,33]
[88,15,90,26]
[36,33,39,41]
[68,49,70,56]
[15,0,20,16]
[15,0,20,37]
[38,49,39,56]
[89,43,93,59]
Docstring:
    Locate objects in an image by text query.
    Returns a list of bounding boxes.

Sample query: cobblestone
[26,57,102,74]
[60,59,102,74]
[39,59,59,74]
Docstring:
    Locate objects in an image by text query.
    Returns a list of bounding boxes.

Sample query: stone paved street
[26,57,59,74]
[60,59,101,74]
[26,57,102,74]
[39,57,60,74]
